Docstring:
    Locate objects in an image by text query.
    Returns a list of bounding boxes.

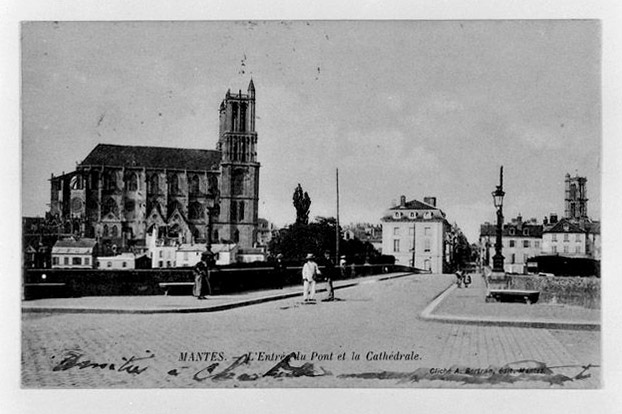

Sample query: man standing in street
[321,251,335,301]
[339,255,347,279]
[302,253,320,302]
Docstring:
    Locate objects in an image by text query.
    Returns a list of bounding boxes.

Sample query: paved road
[22,273,600,388]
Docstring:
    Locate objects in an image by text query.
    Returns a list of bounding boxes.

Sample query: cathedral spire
[248,78,255,98]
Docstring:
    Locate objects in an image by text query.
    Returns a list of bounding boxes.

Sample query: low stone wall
[23,264,407,299]
[507,275,600,309]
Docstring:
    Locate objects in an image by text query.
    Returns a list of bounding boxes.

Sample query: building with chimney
[380,195,451,272]
[48,80,260,252]
[479,215,543,274]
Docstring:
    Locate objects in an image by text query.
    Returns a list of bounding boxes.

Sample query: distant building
[176,244,207,268]
[237,247,267,263]
[343,223,383,253]
[212,243,239,265]
[479,215,543,274]
[97,253,137,270]
[541,217,600,260]
[51,238,97,269]
[256,218,277,246]
[381,196,451,273]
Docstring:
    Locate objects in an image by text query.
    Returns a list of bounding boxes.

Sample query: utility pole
[335,168,340,264]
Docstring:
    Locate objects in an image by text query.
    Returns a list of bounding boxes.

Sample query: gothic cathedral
[48,80,260,250]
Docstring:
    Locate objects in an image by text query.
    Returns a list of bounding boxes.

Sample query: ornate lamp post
[491,166,505,273]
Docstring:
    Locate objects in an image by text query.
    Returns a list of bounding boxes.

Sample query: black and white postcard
[4,2,622,413]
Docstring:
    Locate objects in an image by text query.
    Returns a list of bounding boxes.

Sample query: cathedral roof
[79,144,221,171]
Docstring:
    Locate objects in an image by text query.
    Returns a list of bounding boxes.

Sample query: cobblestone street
[21,274,600,388]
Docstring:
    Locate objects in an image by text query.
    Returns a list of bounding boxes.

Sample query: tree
[268,216,381,263]
[451,224,472,271]
[292,183,311,225]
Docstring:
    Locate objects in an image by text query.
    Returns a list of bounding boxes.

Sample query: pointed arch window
[169,173,180,195]
[234,229,240,243]
[189,202,203,220]
[103,224,109,237]
[148,174,160,194]
[190,175,200,196]
[238,201,245,222]
[230,201,238,222]
[208,175,218,196]
[127,173,138,192]
[111,225,118,238]
[103,172,117,191]
[232,169,245,196]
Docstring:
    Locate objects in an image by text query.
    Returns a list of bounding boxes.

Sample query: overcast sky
[21,20,601,242]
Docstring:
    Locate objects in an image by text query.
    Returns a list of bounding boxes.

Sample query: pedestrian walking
[193,252,214,300]
[455,270,464,288]
[321,251,335,301]
[301,253,320,302]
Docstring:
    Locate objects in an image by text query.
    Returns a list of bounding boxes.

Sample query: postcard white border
[2,1,622,413]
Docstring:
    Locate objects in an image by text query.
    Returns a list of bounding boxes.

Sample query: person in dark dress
[193,252,213,300]
[321,251,335,301]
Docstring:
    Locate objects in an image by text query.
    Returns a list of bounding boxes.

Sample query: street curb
[22,272,415,315]
[419,282,600,331]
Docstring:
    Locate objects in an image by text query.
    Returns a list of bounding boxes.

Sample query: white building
[51,238,97,269]
[479,215,543,274]
[176,244,207,268]
[96,253,137,270]
[381,196,451,273]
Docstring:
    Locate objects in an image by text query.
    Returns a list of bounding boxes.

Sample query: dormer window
[394,211,401,219]
[409,212,415,218]
[523,228,529,236]
[423,211,432,219]
[509,228,515,235]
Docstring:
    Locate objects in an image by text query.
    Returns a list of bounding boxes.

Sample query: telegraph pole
[335,168,340,264]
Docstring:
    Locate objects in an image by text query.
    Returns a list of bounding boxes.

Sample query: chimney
[423,197,437,207]
[543,216,548,226]
[400,195,406,207]
[550,213,558,224]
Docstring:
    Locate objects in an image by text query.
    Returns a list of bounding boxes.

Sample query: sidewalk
[22,271,415,314]
[421,272,600,330]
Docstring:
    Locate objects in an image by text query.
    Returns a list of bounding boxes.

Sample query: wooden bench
[486,289,540,305]
[24,283,68,300]
[158,282,193,296]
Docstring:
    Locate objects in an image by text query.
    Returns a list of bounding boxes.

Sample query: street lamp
[491,166,505,273]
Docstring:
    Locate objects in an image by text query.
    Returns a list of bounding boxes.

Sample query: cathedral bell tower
[216,79,260,248]
[564,173,588,221]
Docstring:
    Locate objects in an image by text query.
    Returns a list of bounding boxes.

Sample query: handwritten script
[51,349,596,386]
